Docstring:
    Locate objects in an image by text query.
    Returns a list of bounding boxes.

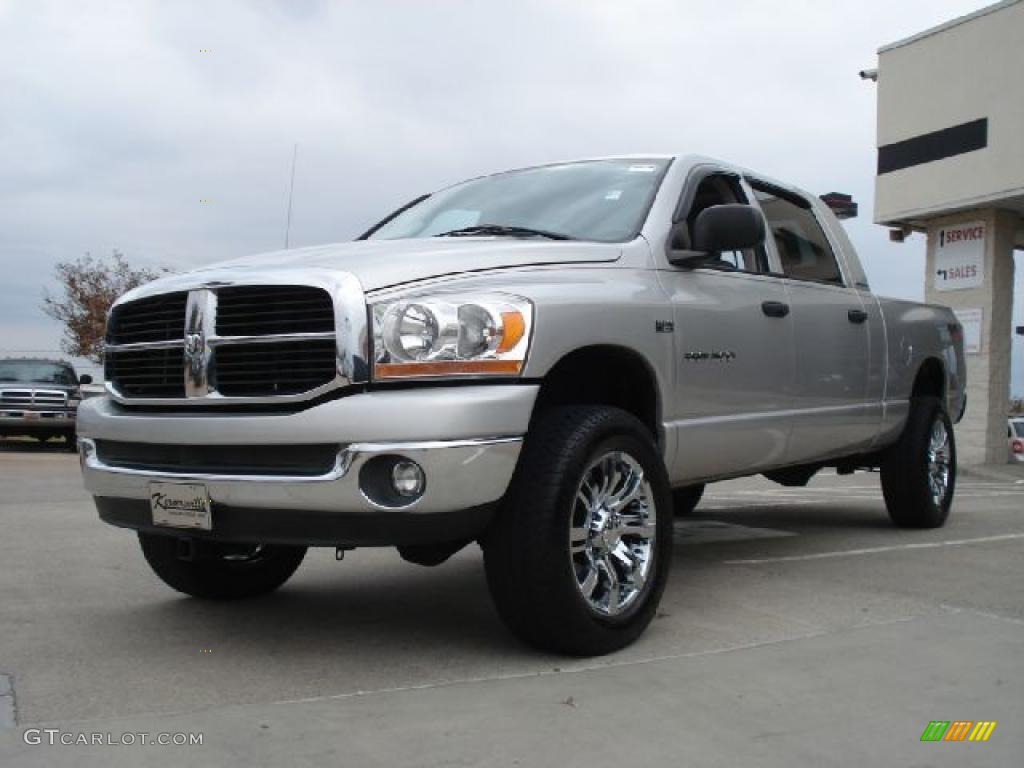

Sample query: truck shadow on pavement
[101,553,534,659]
[93,502,894,662]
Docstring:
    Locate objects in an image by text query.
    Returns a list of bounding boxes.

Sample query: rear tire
[672,484,705,517]
[484,406,673,656]
[880,396,956,528]
[138,534,306,599]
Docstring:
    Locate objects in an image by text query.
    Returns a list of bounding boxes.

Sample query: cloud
[0,0,1019,392]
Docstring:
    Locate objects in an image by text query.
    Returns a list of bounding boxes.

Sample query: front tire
[484,406,673,656]
[138,534,306,599]
[672,484,705,517]
[880,396,956,528]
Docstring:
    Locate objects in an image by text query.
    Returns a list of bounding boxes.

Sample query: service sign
[934,221,985,291]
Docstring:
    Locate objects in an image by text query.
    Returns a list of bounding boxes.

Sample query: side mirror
[79,374,93,385]
[691,204,766,254]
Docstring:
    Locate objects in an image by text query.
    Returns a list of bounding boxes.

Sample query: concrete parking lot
[0,439,1021,766]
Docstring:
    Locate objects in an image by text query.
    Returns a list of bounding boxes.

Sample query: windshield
[1014,421,1024,438]
[0,360,77,385]
[368,158,671,243]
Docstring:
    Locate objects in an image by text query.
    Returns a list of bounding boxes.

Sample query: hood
[190,237,622,292]
[0,381,77,393]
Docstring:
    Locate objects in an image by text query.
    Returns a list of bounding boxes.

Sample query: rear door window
[751,185,844,285]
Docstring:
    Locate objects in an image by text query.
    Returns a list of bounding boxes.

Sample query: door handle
[761,301,790,318]
[848,309,868,324]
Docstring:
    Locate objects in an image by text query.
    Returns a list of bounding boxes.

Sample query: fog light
[391,460,425,497]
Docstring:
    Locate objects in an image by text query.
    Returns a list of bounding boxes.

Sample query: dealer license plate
[149,482,212,530]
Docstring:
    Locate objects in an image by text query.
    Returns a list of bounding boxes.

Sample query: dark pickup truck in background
[0,358,92,450]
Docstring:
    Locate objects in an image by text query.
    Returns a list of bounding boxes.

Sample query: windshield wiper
[433,224,574,241]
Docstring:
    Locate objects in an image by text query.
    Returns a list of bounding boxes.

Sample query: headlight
[372,293,532,380]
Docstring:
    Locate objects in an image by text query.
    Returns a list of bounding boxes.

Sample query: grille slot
[106,348,185,398]
[215,286,334,336]
[214,340,337,397]
[107,292,188,344]
[0,390,32,405]
[32,390,68,406]
[94,441,339,476]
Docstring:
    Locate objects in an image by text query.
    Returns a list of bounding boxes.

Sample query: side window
[684,174,768,273]
[751,186,844,285]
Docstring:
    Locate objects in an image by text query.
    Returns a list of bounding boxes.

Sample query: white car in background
[1010,418,1024,462]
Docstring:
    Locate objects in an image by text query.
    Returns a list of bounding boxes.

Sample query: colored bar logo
[920,721,997,742]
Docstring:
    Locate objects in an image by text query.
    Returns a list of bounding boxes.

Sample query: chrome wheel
[570,451,657,617]
[927,418,951,506]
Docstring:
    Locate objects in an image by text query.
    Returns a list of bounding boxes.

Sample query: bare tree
[42,251,162,364]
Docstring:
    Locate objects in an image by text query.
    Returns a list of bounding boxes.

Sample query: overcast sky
[0,0,1020,392]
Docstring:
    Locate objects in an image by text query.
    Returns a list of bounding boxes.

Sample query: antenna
[284,143,298,249]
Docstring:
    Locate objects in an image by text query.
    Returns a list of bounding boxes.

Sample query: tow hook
[176,538,196,561]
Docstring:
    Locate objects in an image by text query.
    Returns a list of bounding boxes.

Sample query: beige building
[872,0,1024,464]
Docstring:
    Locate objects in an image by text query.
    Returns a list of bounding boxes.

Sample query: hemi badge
[655,320,674,333]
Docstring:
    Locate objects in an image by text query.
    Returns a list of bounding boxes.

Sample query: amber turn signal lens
[497,311,526,353]
[374,359,523,379]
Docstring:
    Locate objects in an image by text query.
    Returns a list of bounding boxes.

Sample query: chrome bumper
[0,411,75,426]
[77,385,537,516]
[80,435,522,514]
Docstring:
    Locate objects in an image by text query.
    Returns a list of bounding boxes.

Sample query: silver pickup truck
[78,155,966,655]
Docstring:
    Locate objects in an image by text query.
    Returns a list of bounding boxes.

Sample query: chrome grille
[0,389,68,406]
[31,389,68,406]
[107,292,188,344]
[0,390,32,405]
[216,286,333,336]
[104,282,349,403]
[105,348,185,398]
[214,340,338,396]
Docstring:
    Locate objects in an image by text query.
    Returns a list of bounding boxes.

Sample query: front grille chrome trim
[0,389,69,406]
[208,331,338,347]
[103,332,338,354]
[103,271,369,406]
[104,340,185,352]
[184,288,216,398]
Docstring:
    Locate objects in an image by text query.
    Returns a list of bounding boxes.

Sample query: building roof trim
[878,0,1021,54]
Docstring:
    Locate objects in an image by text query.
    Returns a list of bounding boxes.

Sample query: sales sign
[934,222,985,291]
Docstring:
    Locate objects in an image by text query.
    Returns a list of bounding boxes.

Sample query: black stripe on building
[877,118,988,174]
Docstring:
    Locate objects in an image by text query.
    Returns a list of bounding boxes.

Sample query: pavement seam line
[722,532,1024,565]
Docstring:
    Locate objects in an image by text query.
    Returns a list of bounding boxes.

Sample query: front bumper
[0,410,76,434]
[77,385,537,544]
